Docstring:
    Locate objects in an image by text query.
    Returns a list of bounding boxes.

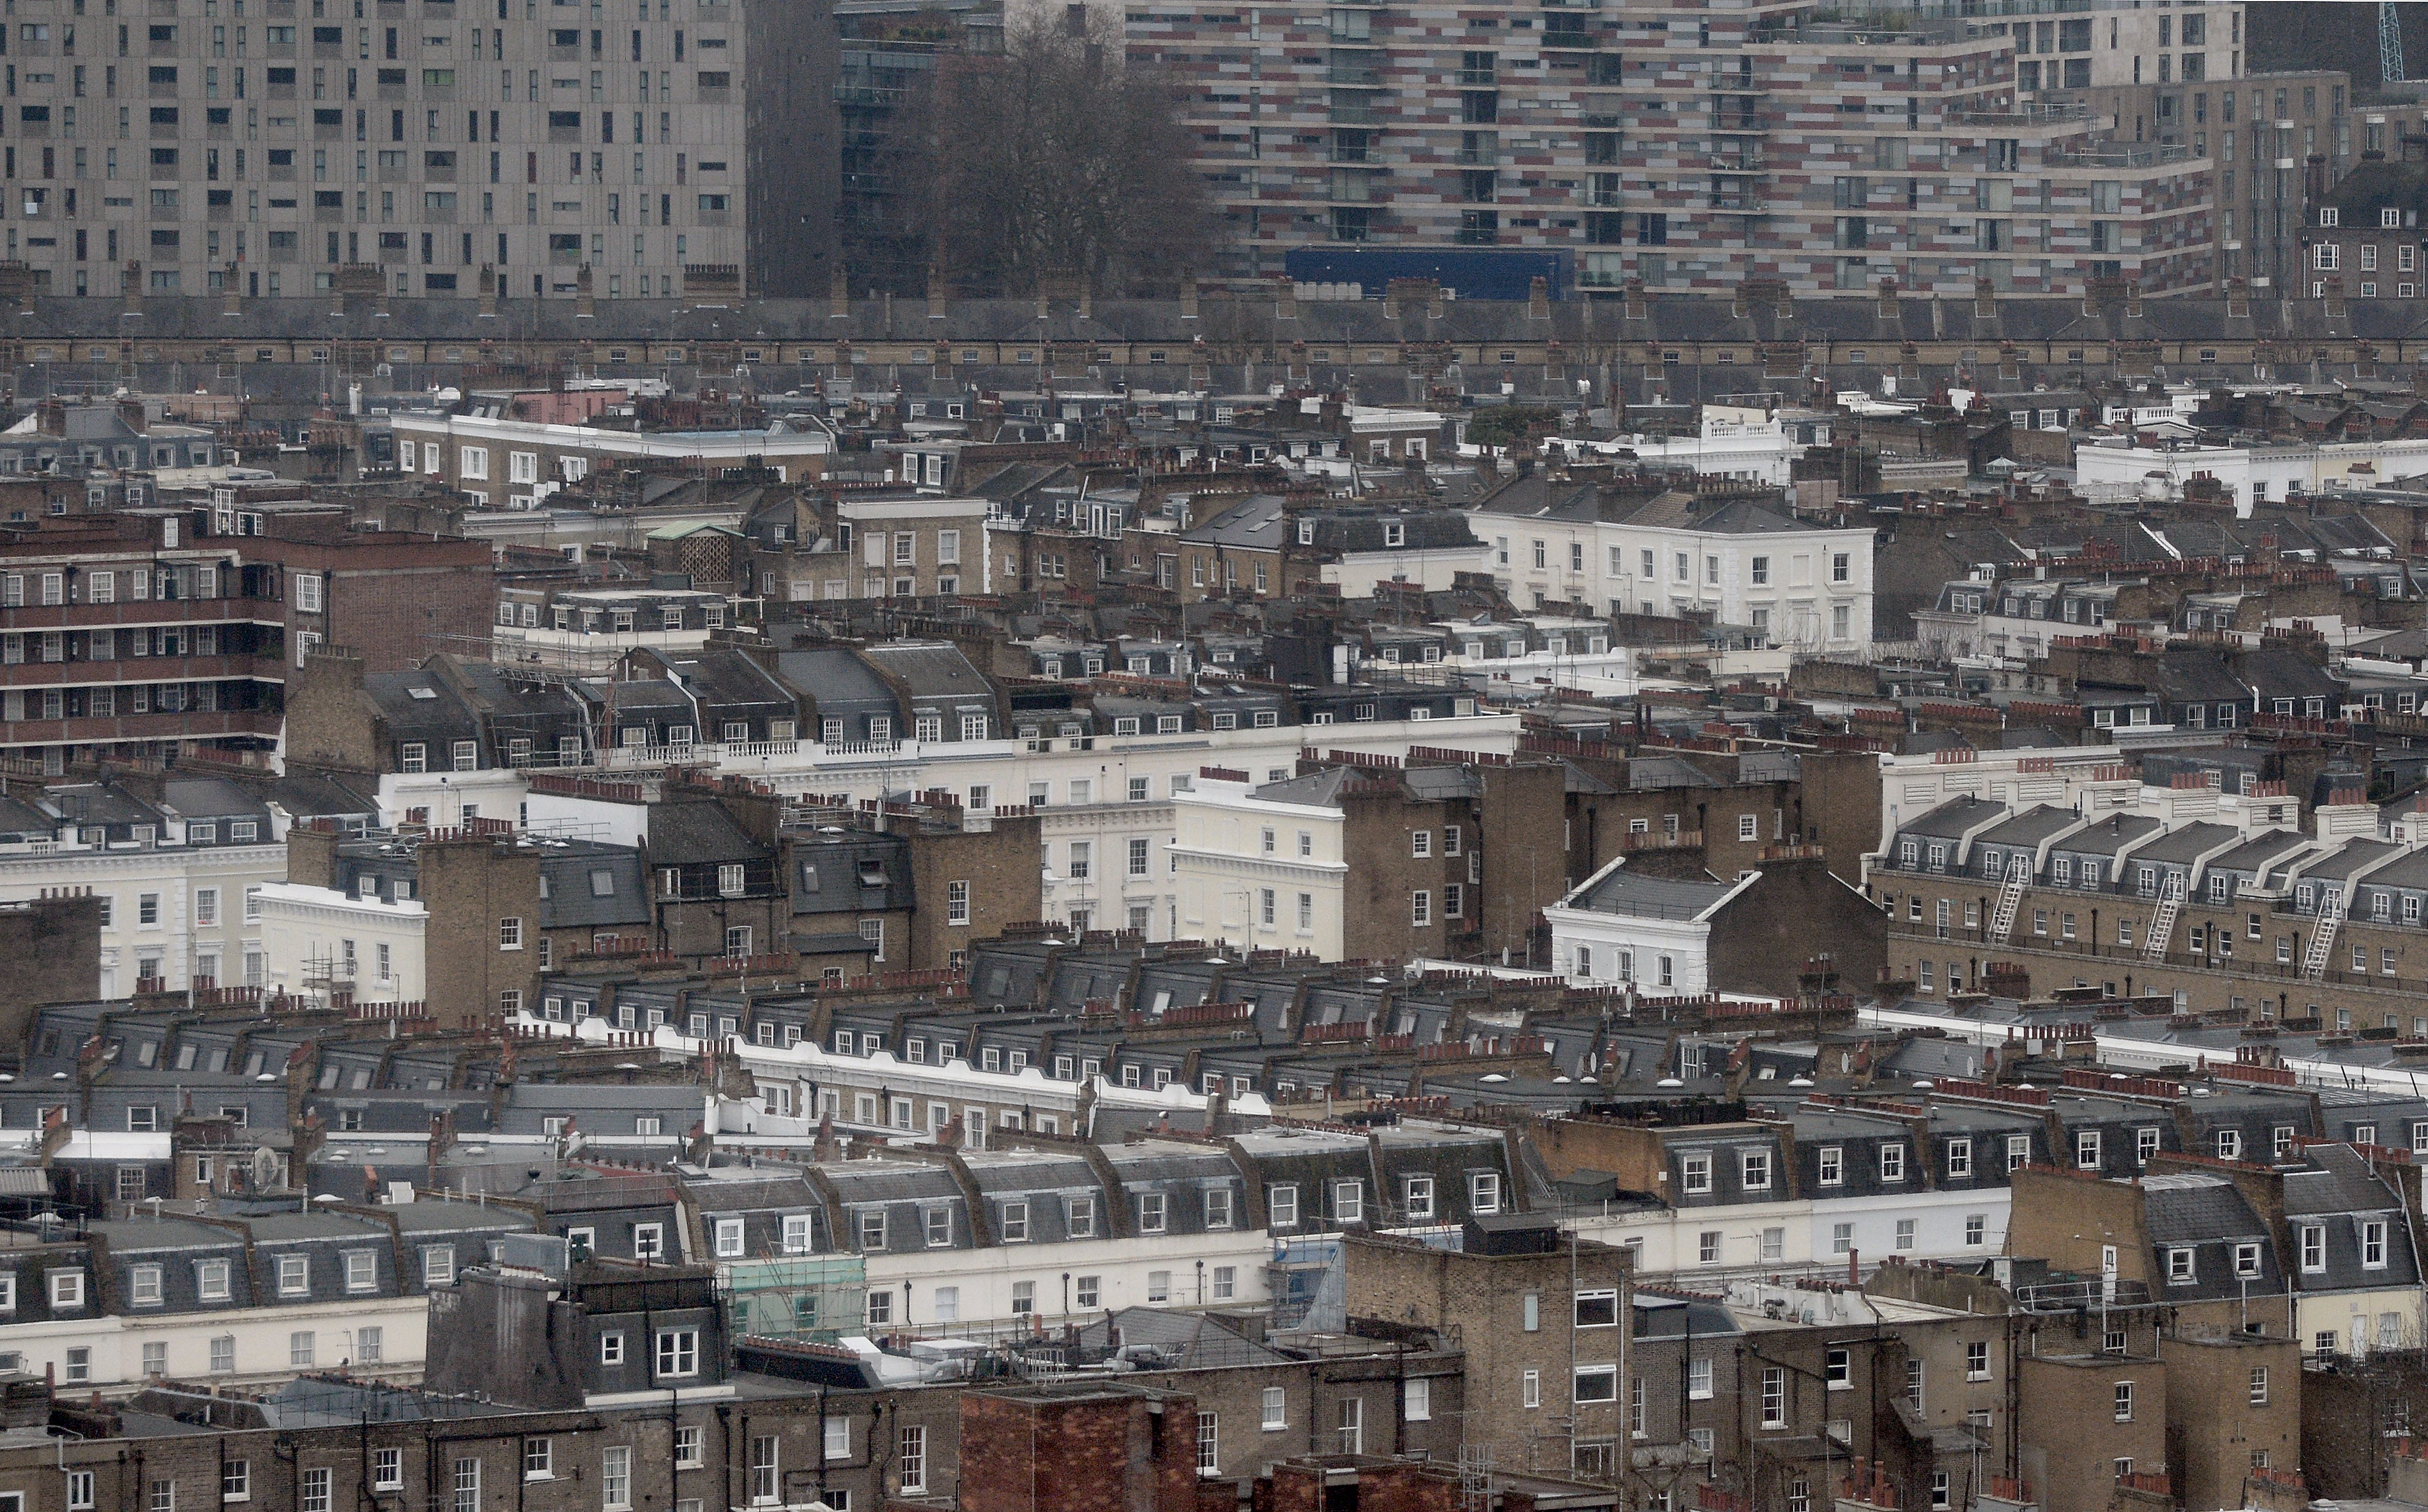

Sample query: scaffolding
[720,1250,865,1343]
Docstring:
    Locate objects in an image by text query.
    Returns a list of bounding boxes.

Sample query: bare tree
[919,14,1211,297]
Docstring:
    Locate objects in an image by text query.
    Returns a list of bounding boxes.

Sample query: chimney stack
[828,265,850,321]
[925,262,948,322]
[1623,277,1647,320]
[575,262,595,320]
[2226,276,2251,319]
[477,262,498,318]
[1527,275,1550,321]
[1276,275,1298,321]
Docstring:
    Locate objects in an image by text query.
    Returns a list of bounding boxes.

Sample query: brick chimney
[1973,276,1997,319]
[2326,274,2348,319]
[1276,274,1297,320]
[1528,275,1550,320]
[575,262,595,320]
[1876,276,1900,325]
[925,262,948,322]
[1179,277,1199,320]
[1623,277,1647,320]
[120,259,142,312]
[2226,276,2251,319]
[2125,281,2144,319]
[828,265,850,321]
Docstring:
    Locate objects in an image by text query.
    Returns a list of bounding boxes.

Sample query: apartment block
[1131,5,2212,295]
[0,0,837,302]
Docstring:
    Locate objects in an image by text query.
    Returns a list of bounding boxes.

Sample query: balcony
[1540,23,1600,48]
[1329,99,1378,124]
[2054,142,2191,168]
[0,710,282,747]
[1708,196,1768,213]
[1457,68,1496,86]
[1329,64,1380,86]
[0,654,281,688]
[1455,146,1498,166]
[0,599,273,631]
[832,83,907,108]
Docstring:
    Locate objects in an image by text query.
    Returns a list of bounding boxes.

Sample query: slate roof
[646,799,773,863]
[537,843,652,931]
[2142,1172,2270,1245]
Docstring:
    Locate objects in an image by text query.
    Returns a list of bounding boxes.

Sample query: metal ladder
[2303,887,2347,980]
[2141,873,2184,962]
[1988,854,2031,943]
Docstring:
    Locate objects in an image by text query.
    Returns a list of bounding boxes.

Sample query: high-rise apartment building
[1133,3,2213,296]
[0,0,834,301]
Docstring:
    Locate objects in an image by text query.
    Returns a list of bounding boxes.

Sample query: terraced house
[1870,770,2428,1022]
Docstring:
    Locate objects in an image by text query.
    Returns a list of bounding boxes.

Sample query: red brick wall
[957,1390,1204,1512]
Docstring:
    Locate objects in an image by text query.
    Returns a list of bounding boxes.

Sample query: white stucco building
[1469,488,1873,651]
[0,839,287,998]
[251,884,429,1006]
[1166,774,1351,960]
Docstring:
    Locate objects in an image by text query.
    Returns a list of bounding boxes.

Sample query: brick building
[1343,1217,1629,1482]
[1868,778,2428,1019]
[1171,751,1565,964]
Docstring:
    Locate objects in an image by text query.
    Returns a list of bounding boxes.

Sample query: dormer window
[1384,522,1405,548]
[2387,207,2404,228]
[2321,207,2340,227]
[1298,519,1315,545]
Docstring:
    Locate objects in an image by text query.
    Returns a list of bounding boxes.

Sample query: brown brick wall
[1341,794,1453,963]
[1342,1232,1629,1478]
[1705,859,1887,998]
[958,1389,1198,1512]
[1877,865,2428,1022]
[0,893,99,1044]
[903,813,1044,972]
[282,648,383,776]
[1475,761,1568,957]
[2160,1333,2302,1512]
[2017,1354,2170,1512]
[1799,750,1888,889]
[418,833,543,1017]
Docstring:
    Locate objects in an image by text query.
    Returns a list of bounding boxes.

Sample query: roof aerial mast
[2386,1,2407,86]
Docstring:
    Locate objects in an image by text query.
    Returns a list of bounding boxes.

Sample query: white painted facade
[1547,408,1803,488]
[1318,544,1492,598]
[369,715,1521,943]
[252,883,429,1006]
[1039,800,1178,939]
[1543,858,1754,994]
[1167,776,1350,960]
[0,1292,432,1393]
[1468,506,1873,652]
[2073,435,2428,515]
[389,412,835,494]
[0,840,287,998]
[864,1229,1278,1330]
